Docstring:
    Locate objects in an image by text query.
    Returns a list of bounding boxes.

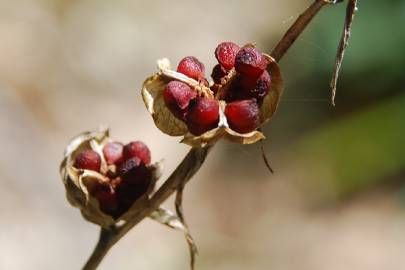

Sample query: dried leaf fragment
[142,73,189,136]
[150,207,198,270]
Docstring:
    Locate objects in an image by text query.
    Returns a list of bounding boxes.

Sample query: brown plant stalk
[82,0,355,269]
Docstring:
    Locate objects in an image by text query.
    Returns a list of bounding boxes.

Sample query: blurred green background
[0,0,404,269]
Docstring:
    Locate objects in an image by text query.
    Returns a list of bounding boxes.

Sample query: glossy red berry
[91,183,119,217]
[235,47,267,78]
[118,157,151,187]
[177,56,205,80]
[225,99,260,133]
[211,64,227,84]
[164,81,197,120]
[238,70,271,102]
[186,97,220,136]
[123,141,151,165]
[215,42,241,70]
[103,142,124,165]
[74,150,101,172]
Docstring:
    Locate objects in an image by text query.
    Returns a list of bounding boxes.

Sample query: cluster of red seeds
[74,141,152,218]
[163,42,271,135]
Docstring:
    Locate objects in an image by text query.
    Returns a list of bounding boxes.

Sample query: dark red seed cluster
[163,56,220,136]
[163,42,271,136]
[74,140,152,218]
[212,42,271,133]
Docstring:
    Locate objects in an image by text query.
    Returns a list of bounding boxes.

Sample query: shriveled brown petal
[259,54,284,124]
[224,128,265,144]
[60,128,109,175]
[60,128,115,227]
[141,58,215,138]
[78,170,116,227]
[150,207,198,270]
[181,128,226,148]
[181,127,265,147]
[142,73,189,136]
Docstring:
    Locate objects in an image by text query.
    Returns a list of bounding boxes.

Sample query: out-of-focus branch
[330,0,358,105]
[271,0,342,61]
[271,0,357,105]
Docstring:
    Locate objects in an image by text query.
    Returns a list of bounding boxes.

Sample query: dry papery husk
[59,128,163,228]
[141,51,283,148]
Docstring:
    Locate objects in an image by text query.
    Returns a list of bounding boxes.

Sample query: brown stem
[175,183,198,270]
[83,1,350,269]
[82,228,117,270]
[271,0,342,62]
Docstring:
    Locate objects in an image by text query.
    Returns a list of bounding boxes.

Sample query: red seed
[237,70,272,102]
[74,150,101,172]
[118,157,151,187]
[177,56,205,80]
[91,183,119,217]
[116,157,151,215]
[235,47,267,78]
[123,141,151,165]
[211,64,227,84]
[103,142,124,165]
[215,42,241,70]
[186,97,220,136]
[225,99,260,133]
[164,81,197,120]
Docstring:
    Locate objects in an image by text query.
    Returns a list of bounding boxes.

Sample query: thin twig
[330,0,358,105]
[82,227,117,270]
[175,185,198,270]
[271,0,341,62]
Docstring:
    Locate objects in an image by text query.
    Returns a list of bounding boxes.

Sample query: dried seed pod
[141,44,283,148]
[59,128,163,228]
